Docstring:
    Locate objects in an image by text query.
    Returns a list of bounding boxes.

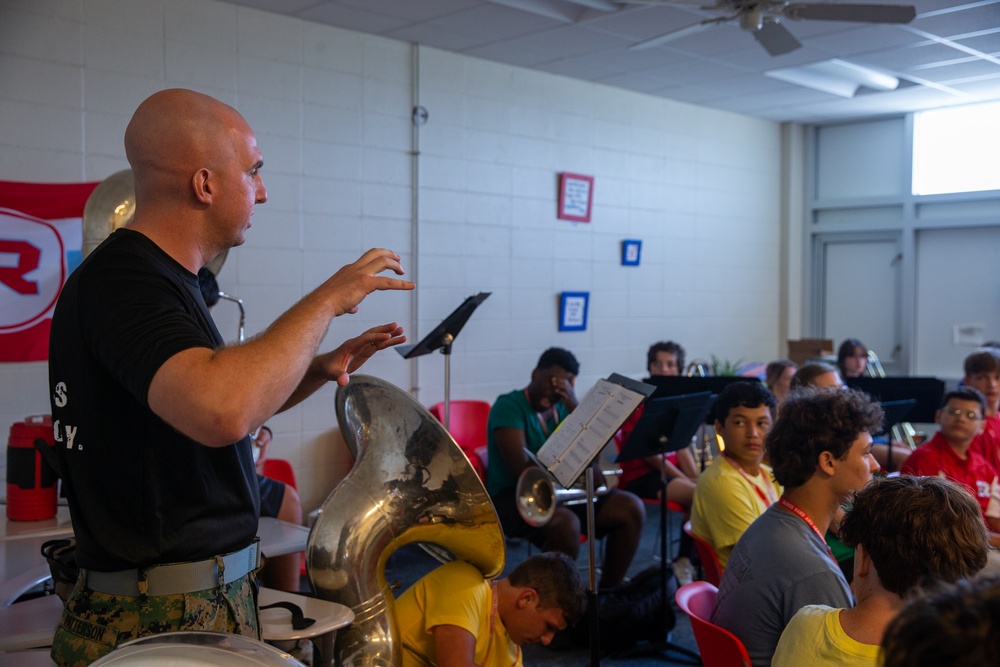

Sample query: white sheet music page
[536,375,652,488]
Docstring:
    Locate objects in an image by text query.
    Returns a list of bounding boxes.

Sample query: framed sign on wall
[557,173,594,222]
[559,291,590,331]
[622,239,642,266]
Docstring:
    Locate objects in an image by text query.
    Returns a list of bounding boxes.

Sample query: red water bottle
[6,415,58,521]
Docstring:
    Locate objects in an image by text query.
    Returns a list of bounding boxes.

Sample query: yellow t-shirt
[690,456,781,568]
[394,560,521,667]
[772,605,882,667]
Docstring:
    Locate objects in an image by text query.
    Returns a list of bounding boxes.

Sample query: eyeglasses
[944,407,982,421]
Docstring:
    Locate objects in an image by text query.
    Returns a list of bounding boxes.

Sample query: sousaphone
[307,375,505,666]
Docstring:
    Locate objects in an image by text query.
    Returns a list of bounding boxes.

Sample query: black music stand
[644,375,750,471]
[845,377,944,424]
[396,292,490,429]
[614,392,713,664]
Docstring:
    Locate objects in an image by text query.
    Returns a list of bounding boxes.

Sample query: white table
[1,510,310,605]
[256,517,310,558]
[0,506,72,606]
[259,587,353,667]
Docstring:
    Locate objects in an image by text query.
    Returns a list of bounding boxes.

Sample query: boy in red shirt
[901,386,1000,548]
[964,348,1000,475]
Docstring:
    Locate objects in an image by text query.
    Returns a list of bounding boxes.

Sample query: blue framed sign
[622,239,642,266]
[559,291,589,332]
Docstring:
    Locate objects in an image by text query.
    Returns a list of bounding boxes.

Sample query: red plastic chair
[262,458,297,490]
[429,400,491,481]
[684,520,723,586]
[675,581,752,667]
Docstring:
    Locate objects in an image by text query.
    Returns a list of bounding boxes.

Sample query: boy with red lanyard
[690,381,778,569]
[712,388,883,667]
[485,347,645,589]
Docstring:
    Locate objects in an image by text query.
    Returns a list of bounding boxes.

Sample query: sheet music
[536,376,651,488]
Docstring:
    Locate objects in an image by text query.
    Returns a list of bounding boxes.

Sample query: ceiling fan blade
[754,18,802,56]
[630,15,733,50]
[783,3,916,24]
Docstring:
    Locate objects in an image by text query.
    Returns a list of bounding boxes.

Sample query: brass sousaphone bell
[308,375,506,667]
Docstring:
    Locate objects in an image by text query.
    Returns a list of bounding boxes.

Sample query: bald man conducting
[47,88,414,666]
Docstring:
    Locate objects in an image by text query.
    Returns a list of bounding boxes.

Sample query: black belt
[84,539,260,597]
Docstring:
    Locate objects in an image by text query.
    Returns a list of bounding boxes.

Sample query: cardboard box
[788,338,834,366]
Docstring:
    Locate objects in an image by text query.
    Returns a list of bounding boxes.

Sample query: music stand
[535,374,654,667]
[644,375,750,471]
[396,292,490,429]
[614,392,713,665]
[845,376,944,424]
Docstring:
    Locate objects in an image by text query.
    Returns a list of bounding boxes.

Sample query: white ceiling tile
[213,0,1000,123]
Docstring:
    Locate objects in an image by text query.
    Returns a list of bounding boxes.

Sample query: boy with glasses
[901,386,1000,548]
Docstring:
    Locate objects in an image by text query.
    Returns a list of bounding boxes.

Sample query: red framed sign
[557,172,594,223]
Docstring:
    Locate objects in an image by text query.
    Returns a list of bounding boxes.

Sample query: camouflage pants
[50,570,260,667]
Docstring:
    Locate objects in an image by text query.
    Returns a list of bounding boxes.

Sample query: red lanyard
[525,388,560,436]
[724,456,778,507]
[778,496,837,564]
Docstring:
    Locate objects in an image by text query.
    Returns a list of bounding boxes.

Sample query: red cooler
[6,415,58,521]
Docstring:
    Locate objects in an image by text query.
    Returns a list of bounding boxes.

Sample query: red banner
[0,179,100,362]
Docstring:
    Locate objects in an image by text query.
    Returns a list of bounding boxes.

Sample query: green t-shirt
[485,388,568,496]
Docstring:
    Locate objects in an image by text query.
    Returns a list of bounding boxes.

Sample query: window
[912,101,1000,196]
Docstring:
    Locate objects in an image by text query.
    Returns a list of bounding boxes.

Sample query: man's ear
[714,420,724,437]
[935,408,943,426]
[192,168,212,204]
[817,450,837,477]
[516,587,537,609]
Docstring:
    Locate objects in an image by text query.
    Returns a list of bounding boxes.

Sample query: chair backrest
[428,400,491,447]
[675,581,751,667]
[262,458,298,490]
[684,520,723,586]
[429,400,492,481]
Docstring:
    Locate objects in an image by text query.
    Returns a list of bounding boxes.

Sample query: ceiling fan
[624,1,917,56]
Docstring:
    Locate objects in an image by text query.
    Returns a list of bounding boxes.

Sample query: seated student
[394,552,587,667]
[880,573,1000,667]
[837,338,870,379]
[618,341,700,492]
[690,381,779,569]
[900,386,1000,549]
[965,348,1000,475]
[486,347,644,589]
[711,388,883,667]
[765,359,797,405]
[616,340,700,583]
[788,363,893,581]
[772,475,989,667]
[255,425,304,592]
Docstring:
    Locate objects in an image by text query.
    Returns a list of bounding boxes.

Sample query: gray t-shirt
[711,503,853,667]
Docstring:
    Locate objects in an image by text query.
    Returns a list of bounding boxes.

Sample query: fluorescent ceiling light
[766,59,900,98]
